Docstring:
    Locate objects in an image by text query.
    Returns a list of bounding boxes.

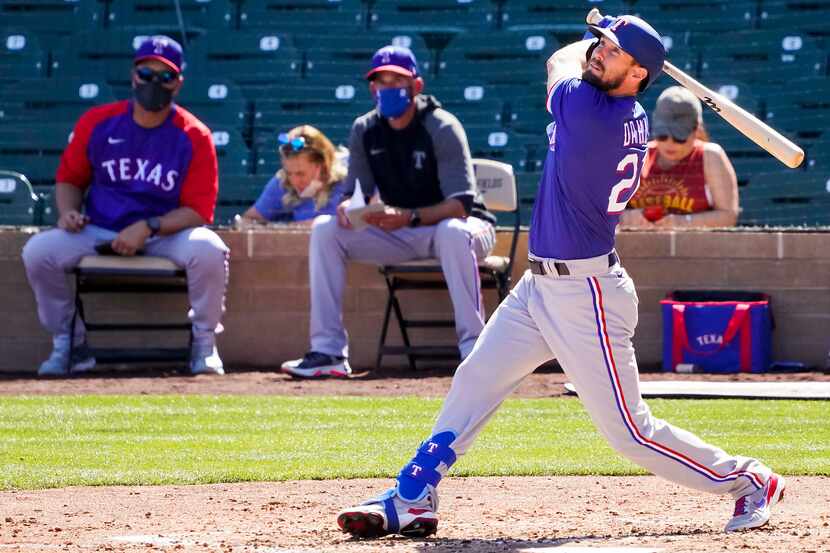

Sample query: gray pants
[22,225,229,342]
[309,215,496,359]
[432,264,770,498]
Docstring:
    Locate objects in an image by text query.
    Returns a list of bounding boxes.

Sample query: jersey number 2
[607,152,644,214]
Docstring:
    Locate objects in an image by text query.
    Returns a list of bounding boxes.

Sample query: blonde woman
[239,125,347,224]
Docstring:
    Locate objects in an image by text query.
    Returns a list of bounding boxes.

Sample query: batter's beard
[582,68,626,92]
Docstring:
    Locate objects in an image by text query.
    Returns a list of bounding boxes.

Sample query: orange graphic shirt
[628,140,712,214]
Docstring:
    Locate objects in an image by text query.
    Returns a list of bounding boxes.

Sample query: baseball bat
[586,8,805,169]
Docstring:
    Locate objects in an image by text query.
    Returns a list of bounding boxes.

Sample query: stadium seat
[214,173,267,225]
[439,31,558,85]
[369,0,496,33]
[0,77,115,123]
[500,0,627,34]
[698,30,825,84]
[253,80,371,125]
[0,169,38,225]
[32,184,57,226]
[758,0,830,34]
[448,99,506,130]
[209,126,253,176]
[763,77,830,144]
[239,0,365,31]
[186,31,301,97]
[0,0,101,40]
[303,33,431,78]
[175,78,247,130]
[51,30,159,93]
[631,0,756,34]
[739,171,830,227]
[0,122,72,186]
[107,0,235,31]
[515,170,541,226]
[0,28,46,80]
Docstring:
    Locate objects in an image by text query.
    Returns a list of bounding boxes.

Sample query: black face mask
[134,81,174,112]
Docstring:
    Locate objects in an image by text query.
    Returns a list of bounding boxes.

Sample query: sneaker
[189,343,224,375]
[37,335,96,377]
[337,487,438,539]
[281,351,352,378]
[725,473,786,532]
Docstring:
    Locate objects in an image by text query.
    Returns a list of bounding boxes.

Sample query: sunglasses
[134,66,179,85]
[278,133,307,155]
[655,133,691,143]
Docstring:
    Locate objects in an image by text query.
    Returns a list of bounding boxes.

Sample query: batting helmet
[588,15,665,90]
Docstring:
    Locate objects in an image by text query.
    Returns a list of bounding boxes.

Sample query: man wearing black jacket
[282,45,496,378]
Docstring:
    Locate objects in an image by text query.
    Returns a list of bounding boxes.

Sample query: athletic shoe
[190,343,224,375]
[281,351,352,378]
[37,335,96,377]
[337,487,438,539]
[725,473,786,532]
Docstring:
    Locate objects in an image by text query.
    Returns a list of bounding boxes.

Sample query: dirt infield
[2,364,828,397]
[2,368,829,552]
[1,476,827,552]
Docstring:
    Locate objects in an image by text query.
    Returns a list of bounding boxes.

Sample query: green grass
[0,395,828,490]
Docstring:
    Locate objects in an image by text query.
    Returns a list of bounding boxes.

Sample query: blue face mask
[375,87,412,119]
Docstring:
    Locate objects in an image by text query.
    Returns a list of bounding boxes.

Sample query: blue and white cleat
[725,473,786,532]
[336,487,438,539]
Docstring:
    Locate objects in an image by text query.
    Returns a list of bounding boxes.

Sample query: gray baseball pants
[22,224,229,343]
[431,258,771,499]
[309,215,496,360]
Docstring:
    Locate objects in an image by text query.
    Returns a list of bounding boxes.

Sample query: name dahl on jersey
[100,158,179,192]
[622,117,649,148]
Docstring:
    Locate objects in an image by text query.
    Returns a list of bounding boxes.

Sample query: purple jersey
[529,77,648,260]
[57,100,217,232]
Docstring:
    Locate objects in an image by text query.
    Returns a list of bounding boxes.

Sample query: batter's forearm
[546,39,593,91]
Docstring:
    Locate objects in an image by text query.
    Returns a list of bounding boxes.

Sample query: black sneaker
[280,351,352,378]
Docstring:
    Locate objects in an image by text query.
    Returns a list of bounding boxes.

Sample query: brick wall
[1,227,828,373]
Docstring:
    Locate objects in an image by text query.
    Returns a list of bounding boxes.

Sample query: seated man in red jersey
[22,36,229,377]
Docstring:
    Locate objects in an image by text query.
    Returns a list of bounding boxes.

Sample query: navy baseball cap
[588,15,665,90]
[134,35,184,74]
[366,45,419,80]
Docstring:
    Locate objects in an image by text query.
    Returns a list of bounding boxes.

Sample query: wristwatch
[408,209,422,228]
[146,216,162,237]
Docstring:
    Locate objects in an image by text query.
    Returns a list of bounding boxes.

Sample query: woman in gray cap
[621,86,738,228]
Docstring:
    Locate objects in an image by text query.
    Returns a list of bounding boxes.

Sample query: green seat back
[0,170,37,224]
[370,0,496,32]
[500,0,627,33]
[698,30,825,84]
[1,28,46,80]
[186,31,301,95]
[176,78,247,129]
[0,77,115,122]
[239,0,365,31]
[632,0,755,33]
[0,0,100,36]
[304,32,430,78]
[107,0,234,30]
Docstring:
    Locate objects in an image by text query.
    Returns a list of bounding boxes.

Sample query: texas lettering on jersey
[100,158,179,192]
[56,100,218,232]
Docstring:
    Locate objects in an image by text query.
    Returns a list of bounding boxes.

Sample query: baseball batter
[337,15,785,538]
